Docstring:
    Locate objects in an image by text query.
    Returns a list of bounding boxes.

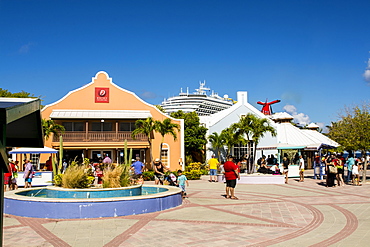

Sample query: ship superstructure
[161,81,234,116]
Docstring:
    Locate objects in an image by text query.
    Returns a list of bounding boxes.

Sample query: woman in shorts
[282,156,290,184]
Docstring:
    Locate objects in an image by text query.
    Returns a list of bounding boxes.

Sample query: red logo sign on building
[95,87,109,103]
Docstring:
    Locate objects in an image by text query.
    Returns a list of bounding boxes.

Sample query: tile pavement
[3,170,370,246]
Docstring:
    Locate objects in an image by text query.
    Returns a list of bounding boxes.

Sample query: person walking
[223,155,240,200]
[346,154,355,184]
[177,170,189,198]
[130,156,145,184]
[23,159,34,188]
[282,156,290,184]
[299,155,305,182]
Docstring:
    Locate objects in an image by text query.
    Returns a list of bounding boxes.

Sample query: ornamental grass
[62,165,94,188]
[102,164,131,188]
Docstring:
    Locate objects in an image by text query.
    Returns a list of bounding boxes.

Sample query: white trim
[50,109,152,119]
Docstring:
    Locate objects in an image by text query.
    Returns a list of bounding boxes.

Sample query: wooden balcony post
[85,121,88,141]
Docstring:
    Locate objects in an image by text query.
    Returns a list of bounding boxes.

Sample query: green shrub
[200,169,209,175]
[185,162,203,172]
[184,170,202,180]
[142,171,154,181]
[119,164,131,187]
[62,165,94,188]
[54,174,63,186]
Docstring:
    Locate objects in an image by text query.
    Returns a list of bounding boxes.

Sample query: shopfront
[41,71,184,171]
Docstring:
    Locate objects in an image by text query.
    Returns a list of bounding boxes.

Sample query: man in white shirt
[299,155,305,182]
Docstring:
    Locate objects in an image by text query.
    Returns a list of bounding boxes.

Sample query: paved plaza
[3,170,370,247]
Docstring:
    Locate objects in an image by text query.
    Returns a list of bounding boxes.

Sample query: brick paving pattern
[3,171,370,246]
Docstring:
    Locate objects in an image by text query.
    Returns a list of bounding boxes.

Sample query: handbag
[329,165,337,174]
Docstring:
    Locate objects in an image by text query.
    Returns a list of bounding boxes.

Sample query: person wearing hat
[23,159,34,188]
[223,155,240,200]
[130,156,145,184]
[154,158,169,185]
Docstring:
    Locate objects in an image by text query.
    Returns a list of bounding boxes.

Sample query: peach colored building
[41,71,184,171]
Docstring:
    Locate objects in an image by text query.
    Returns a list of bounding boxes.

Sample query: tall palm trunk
[58,135,63,174]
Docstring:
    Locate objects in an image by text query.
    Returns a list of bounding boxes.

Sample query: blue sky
[1,0,370,129]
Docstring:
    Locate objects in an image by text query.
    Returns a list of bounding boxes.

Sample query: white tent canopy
[257,122,339,151]
[9,146,58,154]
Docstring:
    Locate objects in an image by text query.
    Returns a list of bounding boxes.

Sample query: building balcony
[52,131,148,143]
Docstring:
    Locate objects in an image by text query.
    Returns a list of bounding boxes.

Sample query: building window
[62,122,85,131]
[119,122,136,131]
[161,143,169,167]
[91,122,101,131]
[91,122,113,131]
[233,142,253,160]
[31,153,40,169]
[102,122,112,131]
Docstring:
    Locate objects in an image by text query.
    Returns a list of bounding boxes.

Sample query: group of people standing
[207,154,240,200]
[4,158,34,191]
[130,157,189,198]
[324,153,365,187]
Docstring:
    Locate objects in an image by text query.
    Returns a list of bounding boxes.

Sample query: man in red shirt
[223,155,240,199]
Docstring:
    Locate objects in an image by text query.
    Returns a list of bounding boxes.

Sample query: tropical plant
[220,127,239,156]
[154,118,180,160]
[208,132,225,162]
[101,139,133,187]
[61,164,94,188]
[142,171,155,181]
[250,117,276,173]
[53,174,63,186]
[328,104,370,182]
[230,114,255,157]
[155,105,166,113]
[132,117,156,168]
[42,119,65,140]
[102,165,121,188]
[184,162,204,180]
[170,111,208,163]
[0,88,37,98]
[58,135,64,175]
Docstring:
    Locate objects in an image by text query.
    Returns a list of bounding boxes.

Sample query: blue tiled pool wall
[16,186,168,198]
[4,193,183,219]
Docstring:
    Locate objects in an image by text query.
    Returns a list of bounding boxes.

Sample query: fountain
[4,185,182,219]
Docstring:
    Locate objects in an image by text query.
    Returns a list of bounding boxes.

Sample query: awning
[9,146,58,154]
[50,110,152,119]
[257,144,306,150]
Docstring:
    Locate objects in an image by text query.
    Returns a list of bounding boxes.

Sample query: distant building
[201,92,338,168]
[160,81,234,116]
[41,71,184,170]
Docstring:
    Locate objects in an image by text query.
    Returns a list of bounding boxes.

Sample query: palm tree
[154,118,180,160]
[220,127,241,156]
[250,117,276,173]
[208,132,225,162]
[230,114,255,159]
[42,119,65,140]
[132,117,156,168]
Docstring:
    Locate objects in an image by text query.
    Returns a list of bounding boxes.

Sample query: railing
[53,131,147,143]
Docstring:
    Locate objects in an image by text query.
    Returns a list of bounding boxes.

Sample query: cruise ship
[160,81,234,116]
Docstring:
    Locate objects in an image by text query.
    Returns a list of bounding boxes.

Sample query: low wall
[218,174,285,184]
[4,185,182,219]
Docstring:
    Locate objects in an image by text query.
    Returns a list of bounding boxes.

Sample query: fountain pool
[4,185,183,219]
